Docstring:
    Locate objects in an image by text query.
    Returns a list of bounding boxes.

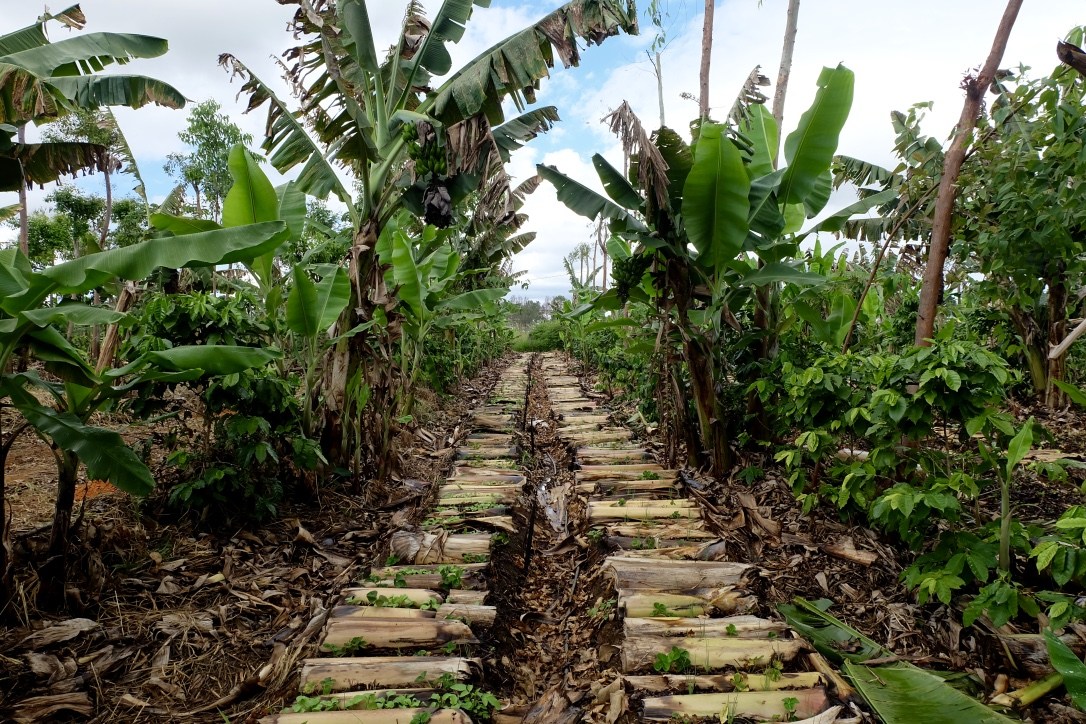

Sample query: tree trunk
[683,335,731,475]
[746,0,802,445]
[670,260,731,476]
[90,163,112,358]
[17,126,28,256]
[914,0,1025,347]
[1045,268,1069,408]
[592,238,598,289]
[654,51,666,127]
[38,449,80,610]
[1006,306,1047,395]
[698,0,715,120]
[771,0,801,141]
[95,283,137,373]
[99,164,113,249]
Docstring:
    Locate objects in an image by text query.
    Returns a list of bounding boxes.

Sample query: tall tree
[42,108,146,248]
[771,0,801,139]
[913,0,1025,346]
[699,0,715,119]
[164,100,253,220]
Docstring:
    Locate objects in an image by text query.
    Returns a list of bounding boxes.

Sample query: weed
[589,597,616,621]
[653,646,692,674]
[762,659,784,685]
[323,636,367,656]
[652,602,672,616]
[438,564,464,589]
[428,683,501,720]
[782,696,799,721]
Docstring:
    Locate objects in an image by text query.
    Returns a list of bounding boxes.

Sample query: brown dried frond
[727,65,770,126]
[401,0,431,61]
[603,101,669,214]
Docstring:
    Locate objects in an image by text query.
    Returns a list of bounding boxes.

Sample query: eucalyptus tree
[221,0,639,475]
[42,108,146,244]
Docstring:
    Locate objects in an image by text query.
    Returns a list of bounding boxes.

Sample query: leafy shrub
[421,313,512,393]
[514,320,563,351]
[125,291,314,521]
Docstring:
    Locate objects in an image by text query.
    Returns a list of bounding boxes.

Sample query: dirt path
[258,355,532,723]
[530,353,853,723]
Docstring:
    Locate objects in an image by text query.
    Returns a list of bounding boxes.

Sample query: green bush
[124,291,309,521]
[514,320,563,352]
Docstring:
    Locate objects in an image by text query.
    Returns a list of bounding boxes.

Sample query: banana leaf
[3,385,154,496]
[781,598,1015,723]
[1045,629,1086,710]
[845,662,1015,724]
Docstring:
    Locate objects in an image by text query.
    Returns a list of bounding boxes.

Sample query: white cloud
[5,0,1085,300]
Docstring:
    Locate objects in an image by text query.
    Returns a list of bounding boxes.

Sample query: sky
[4,0,1085,300]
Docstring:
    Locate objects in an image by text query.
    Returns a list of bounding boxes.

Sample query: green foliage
[0,8,184,191]
[126,290,309,520]
[653,646,692,674]
[1045,629,1086,711]
[438,564,464,589]
[322,636,367,656]
[773,336,1012,522]
[164,100,254,220]
[428,683,501,721]
[514,320,563,352]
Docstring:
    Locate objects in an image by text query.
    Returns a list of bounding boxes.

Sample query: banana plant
[285,264,351,440]
[377,220,509,419]
[219,0,639,475]
[0,213,288,609]
[539,66,893,475]
[0,4,185,191]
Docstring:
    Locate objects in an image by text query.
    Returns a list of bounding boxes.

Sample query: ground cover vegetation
[4,0,1086,722]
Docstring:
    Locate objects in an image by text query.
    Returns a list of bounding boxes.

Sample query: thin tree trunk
[654,52,666,127]
[914,0,1025,346]
[592,238,598,288]
[698,0,715,120]
[17,126,28,256]
[747,0,802,444]
[771,0,801,141]
[95,283,137,373]
[598,219,609,290]
[99,164,113,249]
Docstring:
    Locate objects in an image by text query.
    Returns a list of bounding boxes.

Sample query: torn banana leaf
[780,598,1014,723]
[777,597,889,665]
[845,662,1015,724]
